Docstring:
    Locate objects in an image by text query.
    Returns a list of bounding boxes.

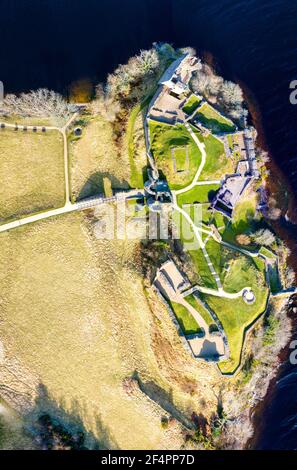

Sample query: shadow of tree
[23,383,118,450]
[132,371,194,430]
[77,171,130,201]
[191,412,208,436]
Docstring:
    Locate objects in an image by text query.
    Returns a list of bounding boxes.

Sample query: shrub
[236,234,251,246]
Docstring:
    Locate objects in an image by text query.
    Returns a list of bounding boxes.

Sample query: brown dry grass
[0,212,221,449]
[69,115,131,201]
[0,129,64,221]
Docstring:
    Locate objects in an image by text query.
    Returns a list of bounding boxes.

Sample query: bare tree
[228,105,245,120]
[219,81,243,108]
[178,46,197,57]
[285,267,295,287]
[265,198,281,220]
[191,70,212,96]
[251,228,276,246]
[257,149,270,165]
[1,88,73,120]
[134,49,159,74]
[206,74,224,100]
[106,47,160,101]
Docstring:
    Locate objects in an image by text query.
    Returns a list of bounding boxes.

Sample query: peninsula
[0,43,293,450]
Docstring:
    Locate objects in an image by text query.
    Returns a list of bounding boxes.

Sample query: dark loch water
[1,0,297,449]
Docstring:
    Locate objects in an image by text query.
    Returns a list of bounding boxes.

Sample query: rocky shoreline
[197,52,296,450]
[225,98,295,450]
[225,297,293,449]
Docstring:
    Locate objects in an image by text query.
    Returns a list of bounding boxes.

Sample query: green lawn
[201,204,226,229]
[222,195,259,245]
[252,256,266,272]
[201,237,270,374]
[194,103,236,133]
[205,238,231,281]
[192,130,234,181]
[201,261,268,374]
[169,301,201,335]
[173,147,188,172]
[177,183,220,207]
[172,210,217,289]
[182,94,202,115]
[127,96,151,188]
[149,120,202,189]
[259,246,277,259]
[185,294,214,326]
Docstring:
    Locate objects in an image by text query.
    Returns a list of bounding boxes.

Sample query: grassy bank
[69,114,130,201]
[195,103,236,133]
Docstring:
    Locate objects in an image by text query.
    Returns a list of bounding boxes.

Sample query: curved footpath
[0,113,82,233]
[170,121,249,296]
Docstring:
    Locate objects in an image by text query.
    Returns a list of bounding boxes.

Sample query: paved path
[1,112,79,207]
[188,285,252,299]
[0,204,78,233]
[174,122,206,196]
[171,122,222,290]
[147,114,254,298]
[0,112,82,232]
[61,112,79,204]
[195,180,221,185]
[220,240,259,258]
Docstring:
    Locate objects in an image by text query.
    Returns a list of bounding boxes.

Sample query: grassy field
[69,114,130,201]
[222,194,258,245]
[0,128,65,221]
[172,210,217,289]
[127,100,149,188]
[177,184,220,206]
[201,254,269,374]
[182,95,201,115]
[193,130,234,181]
[184,294,214,326]
[203,281,268,374]
[201,204,225,229]
[149,120,201,189]
[205,238,231,281]
[169,301,201,335]
[173,203,269,374]
[259,246,277,259]
[195,103,236,133]
[0,212,221,448]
